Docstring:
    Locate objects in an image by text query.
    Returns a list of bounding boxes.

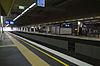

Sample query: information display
[10,21,14,24]
[83,25,87,27]
[37,0,45,7]
[5,21,9,24]
[65,24,70,27]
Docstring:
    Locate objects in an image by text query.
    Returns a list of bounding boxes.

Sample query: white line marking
[10,32,93,66]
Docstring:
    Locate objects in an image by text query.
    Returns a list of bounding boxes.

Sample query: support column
[21,27,23,31]
[0,16,4,40]
[34,26,36,32]
[46,26,50,33]
[30,28,31,32]
[23,27,25,32]
[25,27,28,32]
[78,21,83,36]
[18,27,19,31]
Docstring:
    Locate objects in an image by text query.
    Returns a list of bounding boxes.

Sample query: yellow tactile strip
[0,45,16,47]
[17,36,69,66]
[6,32,50,66]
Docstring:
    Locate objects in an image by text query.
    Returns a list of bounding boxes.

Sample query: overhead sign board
[19,6,25,10]
[65,24,70,27]
[10,21,14,24]
[5,21,9,24]
[83,25,87,27]
[5,20,14,24]
[37,0,45,7]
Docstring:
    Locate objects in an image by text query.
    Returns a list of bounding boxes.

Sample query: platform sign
[10,21,14,24]
[83,25,87,27]
[65,24,70,27]
[37,0,45,7]
[5,21,9,24]
[19,6,25,10]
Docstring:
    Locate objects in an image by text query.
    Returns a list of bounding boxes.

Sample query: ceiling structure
[6,0,35,20]
[0,0,14,16]
[8,0,100,26]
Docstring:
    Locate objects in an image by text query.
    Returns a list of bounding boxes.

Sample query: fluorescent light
[77,18,84,20]
[5,24,9,27]
[1,16,3,24]
[78,21,81,25]
[84,21,90,22]
[95,16,100,18]
[31,27,34,28]
[91,20,98,22]
[96,22,100,23]
[29,3,36,8]
[13,3,36,21]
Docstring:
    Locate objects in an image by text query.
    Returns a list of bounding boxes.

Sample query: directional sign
[37,0,45,7]
[5,21,9,24]
[19,6,25,10]
[10,21,14,24]
[83,25,87,27]
[65,24,70,27]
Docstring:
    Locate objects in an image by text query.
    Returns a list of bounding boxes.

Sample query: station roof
[0,0,14,16]
[4,0,100,26]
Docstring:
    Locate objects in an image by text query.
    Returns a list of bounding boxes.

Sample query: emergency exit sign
[37,0,45,7]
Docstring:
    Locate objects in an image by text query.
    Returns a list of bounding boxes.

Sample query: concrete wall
[75,43,100,60]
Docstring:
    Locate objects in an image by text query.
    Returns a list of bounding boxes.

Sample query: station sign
[5,21,9,24]
[5,20,14,24]
[10,21,14,24]
[37,0,45,7]
[19,6,25,10]
[83,25,87,27]
[65,24,70,27]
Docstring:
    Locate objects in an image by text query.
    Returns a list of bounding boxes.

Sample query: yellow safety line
[0,45,16,47]
[9,32,69,66]
[6,32,50,66]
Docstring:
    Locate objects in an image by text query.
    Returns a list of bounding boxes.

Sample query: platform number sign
[37,0,45,7]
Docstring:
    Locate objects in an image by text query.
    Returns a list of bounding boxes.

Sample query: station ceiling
[8,0,100,26]
[0,0,14,16]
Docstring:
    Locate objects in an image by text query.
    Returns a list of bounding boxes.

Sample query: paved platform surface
[0,33,13,45]
[0,32,31,66]
[0,47,31,66]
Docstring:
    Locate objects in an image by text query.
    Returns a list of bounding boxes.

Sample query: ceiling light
[13,3,36,21]
[5,24,9,27]
[78,21,81,25]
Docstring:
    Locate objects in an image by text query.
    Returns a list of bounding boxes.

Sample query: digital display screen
[83,25,87,27]
[37,0,45,7]
[65,24,70,27]
[10,21,14,24]
[5,21,9,24]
